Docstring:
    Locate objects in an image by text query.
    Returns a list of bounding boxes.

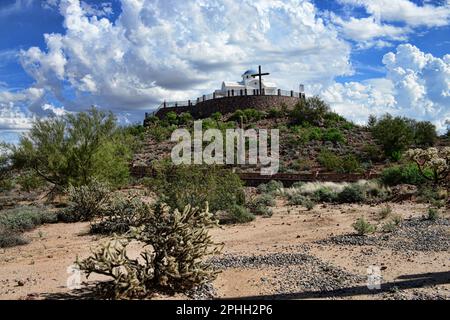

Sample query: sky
[0,0,449,144]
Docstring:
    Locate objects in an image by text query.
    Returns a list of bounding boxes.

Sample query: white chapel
[215,69,278,96]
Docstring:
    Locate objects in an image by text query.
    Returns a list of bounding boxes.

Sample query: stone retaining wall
[152,95,303,120]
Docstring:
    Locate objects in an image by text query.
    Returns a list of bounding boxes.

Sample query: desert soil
[0,201,449,300]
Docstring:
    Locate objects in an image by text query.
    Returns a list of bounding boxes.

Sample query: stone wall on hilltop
[150,95,304,121]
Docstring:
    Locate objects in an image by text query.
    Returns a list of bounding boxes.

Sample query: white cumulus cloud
[332,0,450,47]
[338,0,450,27]
[321,44,450,132]
[17,0,352,118]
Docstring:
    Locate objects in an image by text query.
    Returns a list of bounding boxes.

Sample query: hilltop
[134,97,444,177]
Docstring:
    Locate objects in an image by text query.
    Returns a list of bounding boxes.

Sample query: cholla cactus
[406,147,450,185]
[77,203,222,299]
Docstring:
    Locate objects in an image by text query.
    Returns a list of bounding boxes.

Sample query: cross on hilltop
[251,65,270,95]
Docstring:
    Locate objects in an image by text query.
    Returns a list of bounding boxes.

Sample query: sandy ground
[0,201,448,300]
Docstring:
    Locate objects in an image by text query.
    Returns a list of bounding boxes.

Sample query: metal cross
[251,65,270,95]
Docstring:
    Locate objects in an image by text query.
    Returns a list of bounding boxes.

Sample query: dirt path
[0,202,448,300]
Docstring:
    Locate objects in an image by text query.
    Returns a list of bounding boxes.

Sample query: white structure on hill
[215,69,278,96]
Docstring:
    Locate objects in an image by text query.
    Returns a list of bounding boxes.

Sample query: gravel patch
[385,218,450,252]
[382,288,448,300]
[209,252,314,269]
[318,217,450,252]
[209,252,365,296]
[186,283,217,300]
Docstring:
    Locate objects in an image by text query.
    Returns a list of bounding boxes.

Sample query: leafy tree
[371,115,438,158]
[367,115,377,128]
[412,121,437,147]
[290,96,331,126]
[7,107,132,191]
[371,114,415,159]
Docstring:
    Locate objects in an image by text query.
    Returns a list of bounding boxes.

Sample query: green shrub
[268,108,283,118]
[312,187,338,203]
[0,206,56,248]
[303,199,316,211]
[253,194,276,207]
[287,193,315,209]
[291,182,305,189]
[121,124,147,139]
[364,181,391,201]
[148,165,245,216]
[178,112,193,125]
[322,128,345,143]
[145,115,160,125]
[338,184,366,203]
[287,193,307,206]
[0,227,28,248]
[391,213,403,225]
[341,155,362,174]
[362,144,383,162]
[292,126,322,143]
[318,150,343,172]
[427,208,439,221]
[0,176,14,192]
[324,112,347,126]
[225,205,255,224]
[78,203,221,299]
[257,180,283,194]
[380,164,428,186]
[341,122,355,130]
[378,205,392,219]
[352,217,376,235]
[230,108,264,123]
[0,206,57,233]
[381,221,397,233]
[291,158,314,172]
[58,180,111,222]
[165,111,178,125]
[252,205,273,217]
[211,112,222,121]
[290,96,331,126]
[90,193,151,235]
[147,124,174,142]
[17,171,45,192]
[248,194,275,216]
[416,186,441,203]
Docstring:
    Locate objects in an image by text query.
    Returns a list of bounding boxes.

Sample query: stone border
[150,95,303,121]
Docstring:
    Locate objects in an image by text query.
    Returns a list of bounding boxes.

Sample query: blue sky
[0,0,449,144]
